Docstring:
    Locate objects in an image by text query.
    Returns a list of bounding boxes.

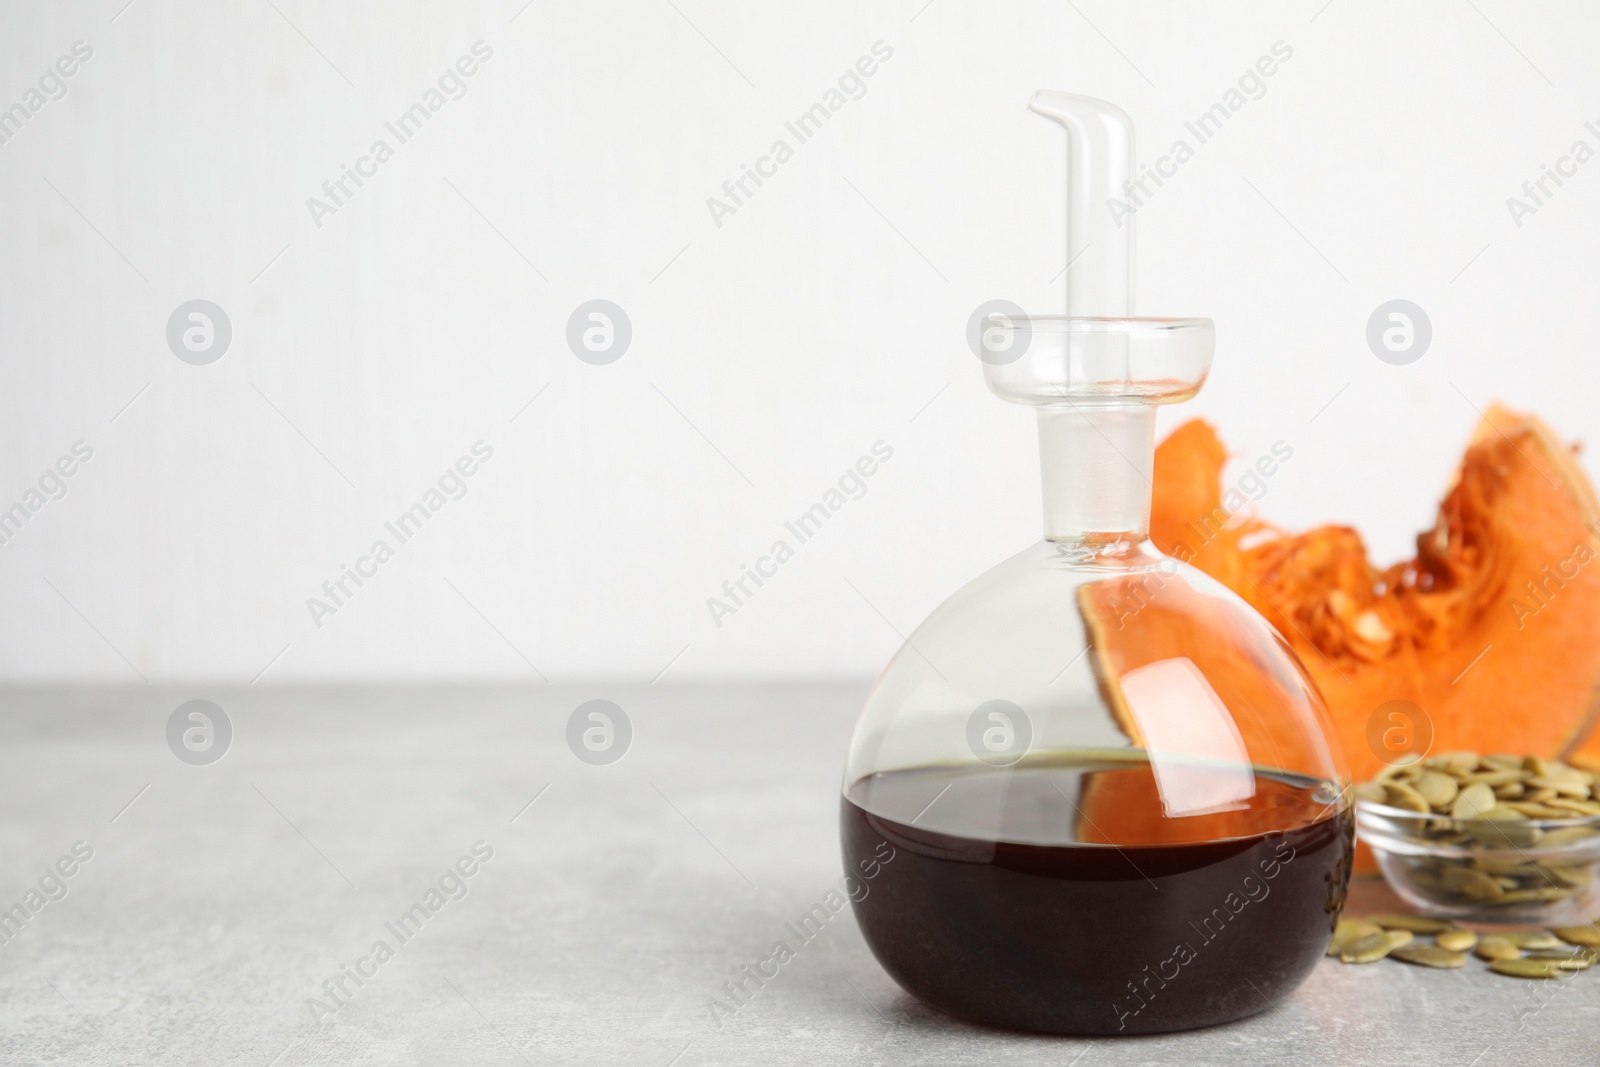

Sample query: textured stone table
[0,684,1594,1065]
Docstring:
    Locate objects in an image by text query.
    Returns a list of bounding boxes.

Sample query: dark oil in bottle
[840,752,1353,1035]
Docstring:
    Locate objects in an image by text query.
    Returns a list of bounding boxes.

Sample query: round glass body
[840,527,1353,1034]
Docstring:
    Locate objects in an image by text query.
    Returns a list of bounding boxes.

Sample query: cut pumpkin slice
[1144,406,1600,783]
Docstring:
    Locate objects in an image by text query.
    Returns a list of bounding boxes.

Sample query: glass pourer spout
[983,92,1215,547]
[1027,91,1136,319]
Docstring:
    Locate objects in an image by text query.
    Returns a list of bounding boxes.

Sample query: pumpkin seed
[1546,797,1600,816]
[1492,887,1573,904]
[1552,925,1600,947]
[1538,826,1599,848]
[1463,819,1541,848]
[1480,805,1531,821]
[1476,936,1520,960]
[1389,943,1466,968]
[1416,772,1460,808]
[1462,770,1527,787]
[1452,782,1498,819]
[1506,802,1573,818]
[1436,928,1478,951]
[1498,931,1561,949]
[1440,865,1505,900]
[1366,913,1450,934]
[1528,775,1591,799]
[1385,781,1431,813]
[1340,931,1397,963]
[1523,755,1550,777]
[1546,864,1594,887]
[1327,918,1383,956]
[1490,957,1569,978]
[1521,951,1594,971]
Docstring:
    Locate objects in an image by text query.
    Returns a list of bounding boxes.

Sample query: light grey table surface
[0,684,1594,1066]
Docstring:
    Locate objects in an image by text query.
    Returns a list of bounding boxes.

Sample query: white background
[1,0,1596,684]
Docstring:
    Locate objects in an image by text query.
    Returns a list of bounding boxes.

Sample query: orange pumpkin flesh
[1144,406,1600,784]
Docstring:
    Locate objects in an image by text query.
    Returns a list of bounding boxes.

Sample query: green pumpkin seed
[1480,804,1531,821]
[1463,819,1542,848]
[1436,928,1478,951]
[1441,865,1505,900]
[1525,949,1597,969]
[1389,943,1466,968]
[1385,781,1431,813]
[1340,932,1395,963]
[1462,770,1528,787]
[1339,930,1411,964]
[1552,925,1600,947]
[1528,775,1591,799]
[1545,797,1600,816]
[1416,771,1460,808]
[1492,887,1573,904]
[1538,826,1600,848]
[1506,802,1573,818]
[1546,864,1594,887]
[1327,918,1383,956]
[1452,782,1498,819]
[1491,957,1569,978]
[1498,931,1561,949]
[1476,936,1520,960]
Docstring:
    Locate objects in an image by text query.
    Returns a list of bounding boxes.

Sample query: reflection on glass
[1120,657,1254,818]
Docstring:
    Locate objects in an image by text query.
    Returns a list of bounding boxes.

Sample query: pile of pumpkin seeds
[1356,752,1600,911]
[1329,913,1600,978]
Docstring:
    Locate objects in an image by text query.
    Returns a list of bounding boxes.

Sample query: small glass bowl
[1356,799,1600,925]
